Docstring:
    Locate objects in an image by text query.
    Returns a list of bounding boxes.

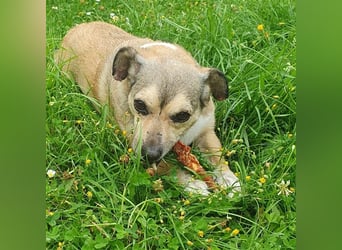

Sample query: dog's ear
[201,69,229,104]
[112,47,142,82]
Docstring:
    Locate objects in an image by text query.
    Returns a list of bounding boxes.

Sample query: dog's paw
[213,165,241,196]
[184,179,210,196]
[177,169,210,196]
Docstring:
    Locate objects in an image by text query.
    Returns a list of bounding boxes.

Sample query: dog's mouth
[141,145,164,164]
[143,155,162,166]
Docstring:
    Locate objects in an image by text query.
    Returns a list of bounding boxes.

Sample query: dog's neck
[180,113,213,145]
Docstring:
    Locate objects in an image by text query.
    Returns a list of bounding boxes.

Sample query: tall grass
[46,0,296,249]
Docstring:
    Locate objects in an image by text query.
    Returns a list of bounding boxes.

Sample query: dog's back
[55,22,197,100]
[55,22,141,98]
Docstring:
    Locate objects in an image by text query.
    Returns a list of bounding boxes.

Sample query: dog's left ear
[112,47,143,83]
[201,69,229,103]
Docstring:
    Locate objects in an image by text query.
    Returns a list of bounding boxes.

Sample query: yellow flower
[46,210,54,216]
[183,199,191,205]
[231,229,240,236]
[122,130,127,136]
[257,24,264,31]
[85,159,91,165]
[154,198,163,203]
[224,227,231,232]
[259,177,266,184]
[127,148,133,153]
[232,139,243,144]
[226,150,236,157]
[245,175,251,181]
[187,240,194,246]
[57,242,64,250]
[198,230,204,238]
[76,120,82,125]
[87,191,93,199]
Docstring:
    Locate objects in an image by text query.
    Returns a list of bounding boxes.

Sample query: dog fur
[55,21,240,195]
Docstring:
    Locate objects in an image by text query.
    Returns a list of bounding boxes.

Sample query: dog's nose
[142,145,163,163]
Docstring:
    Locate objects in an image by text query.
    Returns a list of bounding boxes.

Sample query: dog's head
[112,47,228,163]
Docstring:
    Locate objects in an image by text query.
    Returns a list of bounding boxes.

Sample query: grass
[46,0,296,249]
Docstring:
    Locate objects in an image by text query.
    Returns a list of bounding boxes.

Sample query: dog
[55,21,240,195]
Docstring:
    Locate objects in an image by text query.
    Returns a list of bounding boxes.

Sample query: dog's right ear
[112,47,142,82]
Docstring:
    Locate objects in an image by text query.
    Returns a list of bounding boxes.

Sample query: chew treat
[173,141,217,190]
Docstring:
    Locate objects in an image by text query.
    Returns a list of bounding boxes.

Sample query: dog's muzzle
[141,145,163,163]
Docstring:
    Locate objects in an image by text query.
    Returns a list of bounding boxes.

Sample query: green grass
[46,0,296,249]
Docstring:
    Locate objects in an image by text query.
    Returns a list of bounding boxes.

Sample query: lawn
[46,0,296,249]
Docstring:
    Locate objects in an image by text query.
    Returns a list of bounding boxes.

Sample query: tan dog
[55,21,240,195]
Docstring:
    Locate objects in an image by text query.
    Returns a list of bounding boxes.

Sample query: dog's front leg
[194,130,241,194]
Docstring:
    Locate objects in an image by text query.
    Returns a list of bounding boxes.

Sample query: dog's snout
[147,131,162,137]
[142,145,163,163]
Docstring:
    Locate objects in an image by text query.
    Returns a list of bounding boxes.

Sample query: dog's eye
[171,112,191,123]
[134,99,149,115]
